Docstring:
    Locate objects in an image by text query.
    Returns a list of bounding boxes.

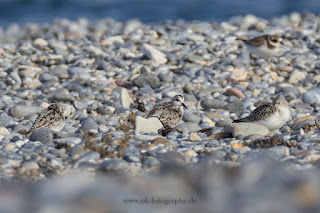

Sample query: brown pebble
[294,115,316,124]
[225,88,245,99]
[152,137,170,145]
[115,80,131,87]
[278,66,293,73]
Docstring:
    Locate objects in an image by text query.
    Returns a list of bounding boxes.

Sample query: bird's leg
[267,58,276,71]
[249,53,256,66]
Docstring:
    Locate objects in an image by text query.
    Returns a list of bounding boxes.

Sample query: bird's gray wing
[243,35,267,47]
[234,103,276,122]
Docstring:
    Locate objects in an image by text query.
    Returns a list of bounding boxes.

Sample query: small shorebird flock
[25,34,295,136]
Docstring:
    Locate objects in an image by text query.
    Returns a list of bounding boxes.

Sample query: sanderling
[234,97,290,131]
[27,103,76,135]
[147,94,187,129]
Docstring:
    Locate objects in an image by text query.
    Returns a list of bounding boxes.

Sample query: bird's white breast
[252,106,290,131]
[248,44,281,58]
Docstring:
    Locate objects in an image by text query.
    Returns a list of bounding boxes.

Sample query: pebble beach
[0,12,320,212]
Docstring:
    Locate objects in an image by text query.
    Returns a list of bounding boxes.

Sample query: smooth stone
[76,152,101,163]
[74,100,89,110]
[188,133,201,141]
[80,118,99,131]
[120,88,132,108]
[135,116,163,134]
[224,100,245,113]
[292,118,316,131]
[123,153,140,163]
[0,112,15,126]
[288,70,306,84]
[224,123,269,137]
[302,88,320,105]
[157,151,186,168]
[200,99,227,110]
[9,105,43,119]
[142,43,167,64]
[201,117,215,127]
[182,150,197,158]
[132,73,160,89]
[0,127,10,135]
[238,146,251,154]
[49,65,69,79]
[215,120,227,127]
[48,157,65,170]
[49,148,66,157]
[4,143,16,151]
[34,38,48,47]
[182,112,202,123]
[99,159,129,173]
[205,140,220,148]
[20,160,39,172]
[142,158,160,168]
[225,88,245,99]
[54,93,75,102]
[96,106,109,115]
[29,128,53,144]
[20,69,37,78]
[294,115,317,124]
[175,122,202,133]
[268,146,290,158]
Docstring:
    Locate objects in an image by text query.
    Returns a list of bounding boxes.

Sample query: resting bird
[147,94,187,130]
[240,34,283,71]
[234,97,290,131]
[26,103,76,135]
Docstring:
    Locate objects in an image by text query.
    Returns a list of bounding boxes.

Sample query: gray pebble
[132,73,160,89]
[9,105,43,119]
[123,153,140,163]
[201,99,227,110]
[29,128,53,144]
[99,159,129,173]
[182,112,202,123]
[175,122,202,133]
[142,158,160,168]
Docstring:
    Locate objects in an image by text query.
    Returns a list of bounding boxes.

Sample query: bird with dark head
[240,34,283,71]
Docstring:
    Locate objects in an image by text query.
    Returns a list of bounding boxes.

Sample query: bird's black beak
[182,103,188,109]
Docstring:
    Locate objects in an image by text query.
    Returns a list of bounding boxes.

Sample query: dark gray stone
[201,99,227,110]
[224,100,245,113]
[0,112,15,126]
[182,112,202,123]
[123,153,140,163]
[76,152,101,163]
[215,120,227,127]
[29,128,53,144]
[132,73,160,89]
[175,122,202,133]
[142,158,160,168]
[9,105,43,119]
[80,118,99,132]
[99,159,129,173]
